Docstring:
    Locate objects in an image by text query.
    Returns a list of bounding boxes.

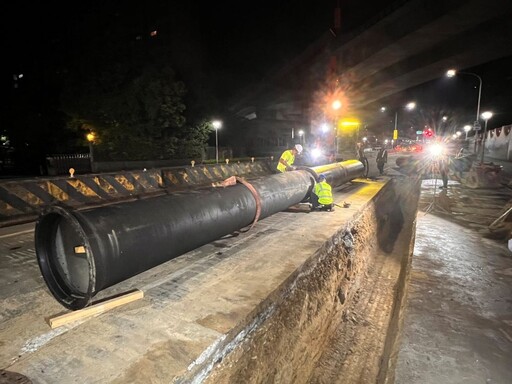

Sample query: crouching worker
[311,174,334,211]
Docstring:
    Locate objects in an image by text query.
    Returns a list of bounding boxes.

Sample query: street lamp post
[212,120,222,163]
[387,102,415,145]
[298,129,305,145]
[446,69,483,131]
[394,111,398,139]
[332,100,341,157]
[480,111,493,164]
[440,115,452,135]
[86,132,95,172]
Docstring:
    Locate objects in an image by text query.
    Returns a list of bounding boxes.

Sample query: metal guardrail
[46,154,91,175]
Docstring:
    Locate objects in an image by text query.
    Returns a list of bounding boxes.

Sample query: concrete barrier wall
[161,161,272,189]
[0,161,274,227]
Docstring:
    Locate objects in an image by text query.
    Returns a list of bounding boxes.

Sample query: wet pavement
[393,156,512,384]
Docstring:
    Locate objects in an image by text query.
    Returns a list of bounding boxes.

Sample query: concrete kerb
[0,160,274,226]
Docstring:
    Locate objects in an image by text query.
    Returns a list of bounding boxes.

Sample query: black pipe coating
[35,160,365,309]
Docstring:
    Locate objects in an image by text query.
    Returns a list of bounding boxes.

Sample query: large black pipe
[35,160,365,309]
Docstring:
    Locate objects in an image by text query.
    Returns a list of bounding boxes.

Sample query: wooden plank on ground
[48,289,144,329]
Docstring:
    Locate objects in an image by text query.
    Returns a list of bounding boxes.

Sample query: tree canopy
[60,5,212,161]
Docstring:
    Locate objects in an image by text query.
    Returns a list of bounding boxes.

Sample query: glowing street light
[463,124,472,140]
[212,120,222,163]
[380,106,386,112]
[481,111,493,120]
[321,123,329,134]
[332,100,342,110]
[480,111,493,164]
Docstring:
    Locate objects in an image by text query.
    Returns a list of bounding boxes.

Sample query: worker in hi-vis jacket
[311,174,334,211]
[276,144,303,173]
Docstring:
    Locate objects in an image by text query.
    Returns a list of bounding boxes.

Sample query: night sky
[3,1,512,155]
[3,1,396,103]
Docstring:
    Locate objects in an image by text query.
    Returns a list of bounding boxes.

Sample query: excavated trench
[194,177,422,383]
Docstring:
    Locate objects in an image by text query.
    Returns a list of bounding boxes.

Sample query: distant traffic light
[423,128,434,137]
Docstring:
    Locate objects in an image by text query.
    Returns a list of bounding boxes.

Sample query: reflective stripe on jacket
[314,181,333,205]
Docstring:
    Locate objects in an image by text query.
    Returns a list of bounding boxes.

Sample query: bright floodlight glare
[362,137,367,142]
[311,148,323,159]
[406,102,416,110]
[332,100,342,110]
[380,106,386,112]
[428,143,445,157]
[442,116,448,122]
[298,129,304,136]
[456,131,462,136]
[464,125,472,132]
[446,69,456,77]
[321,123,329,133]
[212,120,222,129]
[481,111,493,120]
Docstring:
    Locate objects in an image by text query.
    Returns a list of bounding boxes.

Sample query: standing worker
[376,147,388,175]
[311,174,334,211]
[438,156,449,189]
[276,144,303,173]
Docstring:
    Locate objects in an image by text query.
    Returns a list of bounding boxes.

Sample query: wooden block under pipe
[48,289,144,329]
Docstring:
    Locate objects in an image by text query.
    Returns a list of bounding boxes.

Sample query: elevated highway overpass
[228,0,512,154]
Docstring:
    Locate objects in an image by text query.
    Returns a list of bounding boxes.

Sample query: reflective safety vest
[314,181,333,205]
[276,150,295,172]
